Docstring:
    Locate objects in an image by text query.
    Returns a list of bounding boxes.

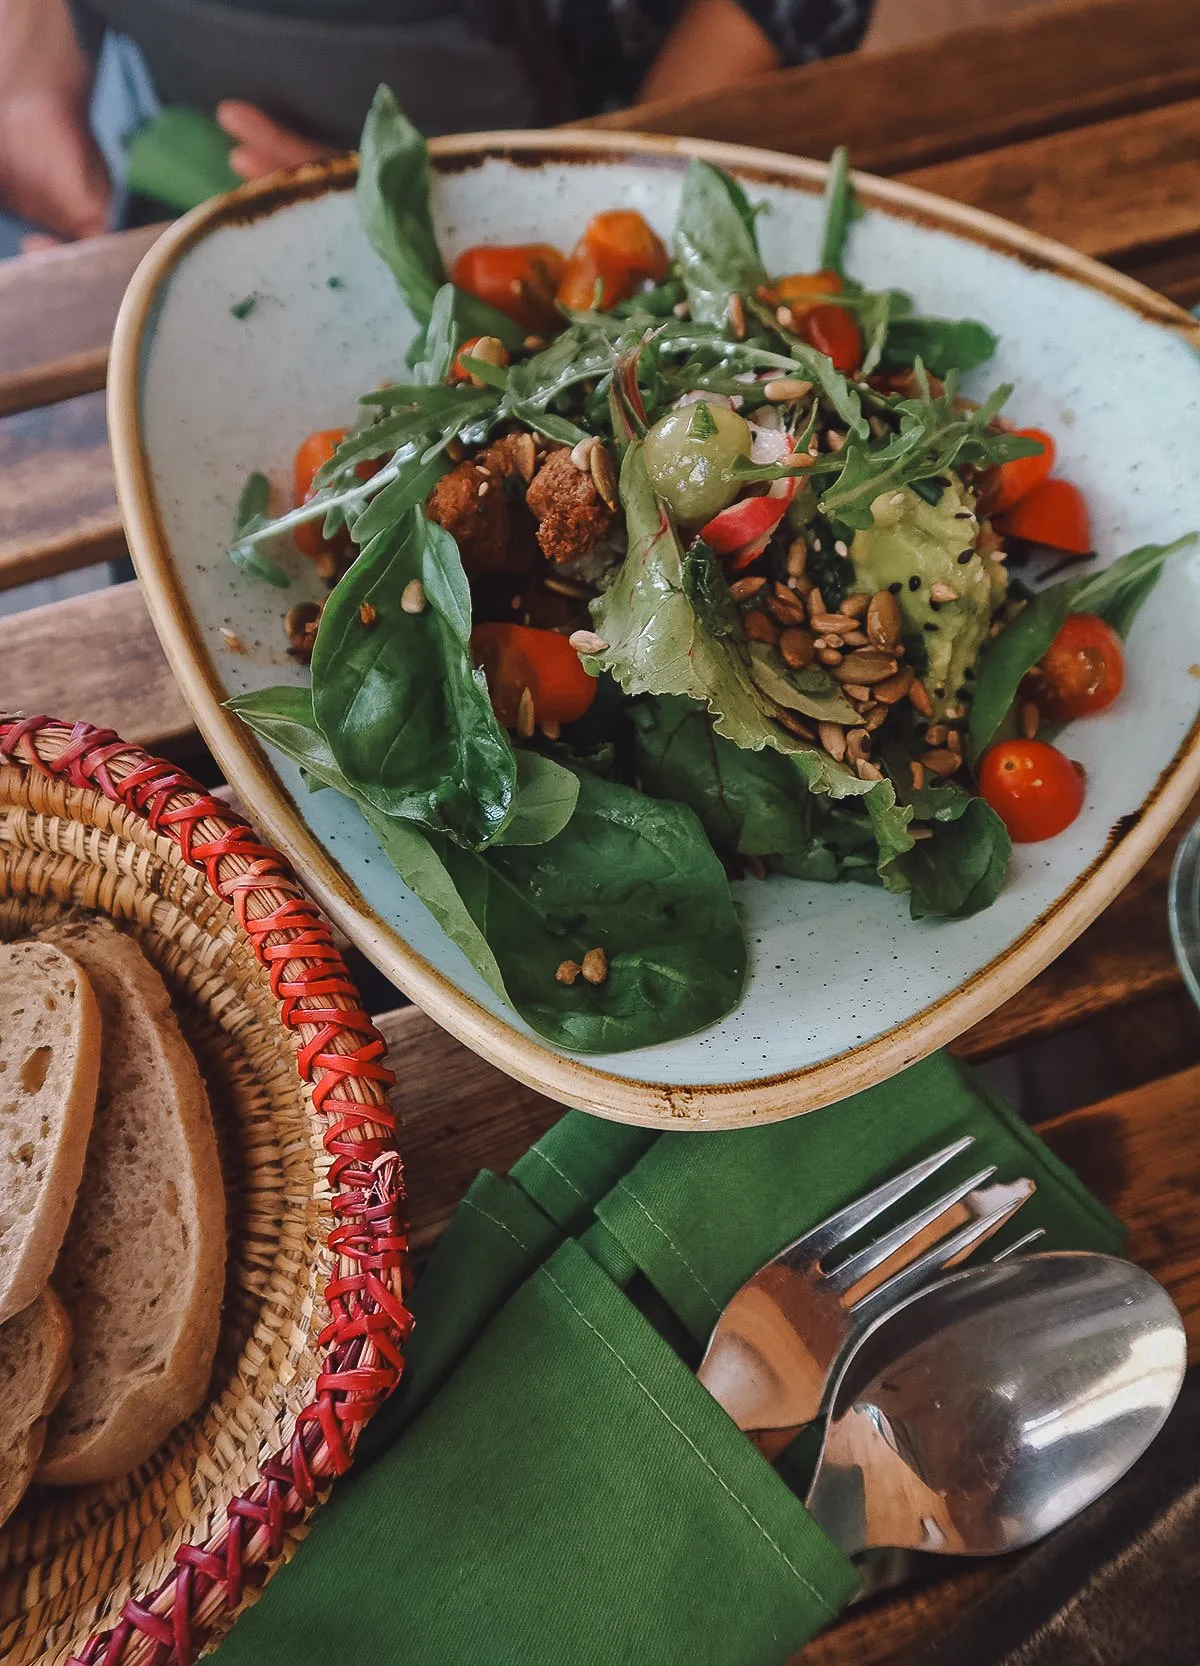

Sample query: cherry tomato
[556,211,669,312]
[979,428,1056,515]
[293,428,346,559]
[799,303,862,375]
[995,478,1091,555]
[770,268,843,310]
[1034,612,1125,721]
[979,738,1085,842]
[450,335,511,384]
[471,623,597,729]
[450,243,565,334]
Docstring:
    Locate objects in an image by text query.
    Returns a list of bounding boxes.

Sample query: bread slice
[0,940,100,1325]
[36,919,226,1486]
[0,1288,72,1527]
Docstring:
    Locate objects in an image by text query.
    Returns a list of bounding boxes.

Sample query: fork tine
[991,1225,1046,1261]
[847,1179,1036,1325]
[822,1163,998,1294]
[791,1135,976,1266]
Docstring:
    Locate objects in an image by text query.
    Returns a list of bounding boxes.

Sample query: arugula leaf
[818,372,1040,530]
[410,283,460,385]
[319,385,496,480]
[311,508,516,848]
[503,323,615,446]
[228,471,290,587]
[228,682,747,1052]
[820,145,861,275]
[343,446,449,546]
[674,159,768,327]
[968,535,1197,759]
[880,316,997,377]
[356,85,446,326]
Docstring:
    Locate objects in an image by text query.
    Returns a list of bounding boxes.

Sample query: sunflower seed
[810,612,859,635]
[874,665,915,705]
[776,709,815,739]
[590,441,619,510]
[517,686,536,739]
[786,538,808,580]
[842,593,870,618]
[841,630,870,647]
[841,683,872,704]
[1020,700,1041,739]
[846,727,872,763]
[727,293,746,338]
[514,431,538,483]
[866,589,902,649]
[401,579,427,614]
[581,947,609,985]
[767,589,808,626]
[556,959,582,985]
[569,629,608,654]
[909,677,934,718]
[832,650,899,685]
[929,581,960,604]
[763,376,813,402]
[729,575,768,602]
[855,759,884,781]
[779,628,815,669]
[921,747,960,776]
[570,435,598,471]
[910,760,926,792]
[817,646,843,666]
[746,611,780,646]
[818,722,847,762]
[863,704,889,731]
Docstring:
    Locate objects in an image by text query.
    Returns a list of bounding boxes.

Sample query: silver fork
[696,1136,1039,1436]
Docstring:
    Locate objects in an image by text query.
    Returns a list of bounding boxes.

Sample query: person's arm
[0,0,110,240]
[639,0,781,104]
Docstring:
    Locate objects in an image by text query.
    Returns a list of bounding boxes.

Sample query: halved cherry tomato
[995,478,1091,555]
[799,303,862,375]
[769,268,843,311]
[450,243,565,334]
[471,623,597,729]
[450,335,511,384]
[1033,612,1125,721]
[979,428,1056,515]
[979,738,1085,842]
[293,428,346,558]
[556,211,669,313]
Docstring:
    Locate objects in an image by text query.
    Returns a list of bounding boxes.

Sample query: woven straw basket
[0,715,411,1666]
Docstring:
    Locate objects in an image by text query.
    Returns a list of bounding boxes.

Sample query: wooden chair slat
[0,580,197,757]
[0,225,162,419]
[0,392,125,588]
[582,0,1200,174]
[904,98,1200,261]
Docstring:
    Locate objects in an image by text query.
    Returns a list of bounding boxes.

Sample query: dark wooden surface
[1,4,1198,1660]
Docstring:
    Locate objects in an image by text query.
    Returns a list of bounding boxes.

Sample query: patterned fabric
[549,0,875,113]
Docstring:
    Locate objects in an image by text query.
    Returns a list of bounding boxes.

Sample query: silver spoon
[806,1251,1187,1560]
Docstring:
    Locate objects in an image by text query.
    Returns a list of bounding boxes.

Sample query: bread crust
[0,941,100,1325]
[0,1289,73,1528]
[35,919,226,1486]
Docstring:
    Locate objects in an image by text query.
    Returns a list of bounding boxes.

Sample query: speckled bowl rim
[108,129,1200,1129]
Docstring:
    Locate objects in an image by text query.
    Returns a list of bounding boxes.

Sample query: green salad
[228,87,1192,1054]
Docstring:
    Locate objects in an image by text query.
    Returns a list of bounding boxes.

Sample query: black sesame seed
[908,575,922,591]
[957,549,974,564]
[889,581,902,594]
[963,666,975,681]
[954,511,973,520]
[924,621,939,633]
[929,599,942,612]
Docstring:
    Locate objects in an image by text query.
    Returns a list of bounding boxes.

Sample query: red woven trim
[0,716,413,1666]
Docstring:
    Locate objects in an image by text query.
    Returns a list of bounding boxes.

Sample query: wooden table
[2,0,1199,1657]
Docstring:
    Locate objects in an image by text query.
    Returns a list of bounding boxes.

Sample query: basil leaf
[968,535,1196,760]
[674,159,768,327]
[437,770,746,1052]
[356,85,445,325]
[228,471,290,587]
[226,684,351,791]
[880,316,998,377]
[819,145,861,275]
[311,508,516,847]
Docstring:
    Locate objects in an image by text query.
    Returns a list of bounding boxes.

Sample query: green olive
[643,400,753,526]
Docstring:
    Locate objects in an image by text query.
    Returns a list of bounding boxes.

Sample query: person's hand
[0,0,110,243]
[216,102,336,181]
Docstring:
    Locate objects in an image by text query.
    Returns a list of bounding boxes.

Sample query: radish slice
[700,434,803,569]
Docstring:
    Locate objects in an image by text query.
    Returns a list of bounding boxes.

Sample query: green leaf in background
[124,107,240,213]
[674,159,769,327]
[437,771,747,1052]
[968,535,1196,760]
[228,471,290,587]
[819,145,861,275]
[311,508,516,847]
[356,85,446,325]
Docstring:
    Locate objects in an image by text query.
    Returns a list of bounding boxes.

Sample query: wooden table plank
[582,0,1200,175]
[0,225,161,420]
[904,99,1200,264]
[0,393,125,588]
[0,582,197,758]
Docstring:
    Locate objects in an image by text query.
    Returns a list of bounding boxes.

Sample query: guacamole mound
[849,477,1005,717]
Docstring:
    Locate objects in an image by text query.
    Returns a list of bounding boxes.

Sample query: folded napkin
[215,1053,1121,1666]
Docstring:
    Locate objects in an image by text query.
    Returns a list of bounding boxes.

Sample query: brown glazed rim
[107,129,1200,1130]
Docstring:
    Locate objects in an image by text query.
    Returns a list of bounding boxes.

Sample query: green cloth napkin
[214,1054,1122,1666]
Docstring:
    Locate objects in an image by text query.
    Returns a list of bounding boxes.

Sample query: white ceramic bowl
[108,133,1200,1127]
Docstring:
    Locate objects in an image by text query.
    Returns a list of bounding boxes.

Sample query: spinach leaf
[356,85,446,326]
[880,316,997,377]
[819,145,861,275]
[493,752,580,845]
[879,746,1011,916]
[311,508,516,847]
[674,159,768,327]
[437,770,746,1052]
[228,684,747,1052]
[968,535,1196,759]
[228,471,290,587]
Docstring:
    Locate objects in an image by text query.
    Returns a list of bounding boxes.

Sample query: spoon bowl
[806,1252,1186,1559]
